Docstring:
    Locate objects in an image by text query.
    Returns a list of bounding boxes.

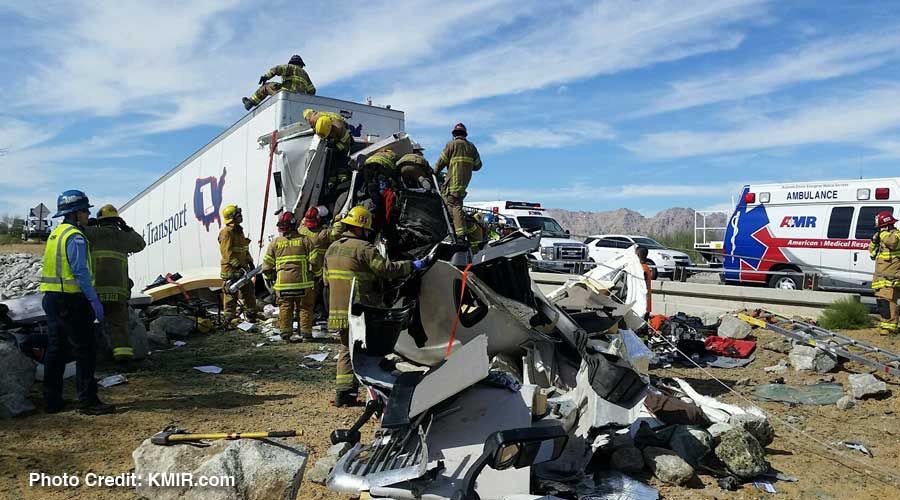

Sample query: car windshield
[517,216,567,237]
[632,237,665,249]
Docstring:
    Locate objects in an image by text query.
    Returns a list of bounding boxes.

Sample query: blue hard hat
[54,190,92,217]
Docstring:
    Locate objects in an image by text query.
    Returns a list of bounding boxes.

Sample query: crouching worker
[262,212,317,342]
[40,190,115,415]
[870,211,900,334]
[325,206,429,407]
[84,205,147,366]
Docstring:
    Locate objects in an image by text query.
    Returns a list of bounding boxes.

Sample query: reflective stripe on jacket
[84,225,146,302]
[434,137,481,197]
[265,64,316,94]
[871,229,900,289]
[40,223,94,293]
[219,224,254,279]
[325,234,412,330]
[261,231,316,294]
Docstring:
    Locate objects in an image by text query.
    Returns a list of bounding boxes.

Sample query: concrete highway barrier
[530,272,859,318]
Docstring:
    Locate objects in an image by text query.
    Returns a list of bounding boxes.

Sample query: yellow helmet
[315,115,332,137]
[97,204,119,220]
[222,204,241,224]
[342,206,373,230]
[303,108,314,121]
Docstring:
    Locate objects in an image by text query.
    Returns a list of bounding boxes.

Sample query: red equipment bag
[704,335,756,358]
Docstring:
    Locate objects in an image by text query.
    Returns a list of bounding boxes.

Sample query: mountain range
[546,207,728,238]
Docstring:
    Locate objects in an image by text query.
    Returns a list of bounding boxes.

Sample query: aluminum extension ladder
[739,311,900,377]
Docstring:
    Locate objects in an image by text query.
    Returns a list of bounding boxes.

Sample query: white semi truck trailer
[120,92,405,291]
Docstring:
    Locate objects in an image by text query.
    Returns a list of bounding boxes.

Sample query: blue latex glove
[90,299,105,323]
[412,259,427,271]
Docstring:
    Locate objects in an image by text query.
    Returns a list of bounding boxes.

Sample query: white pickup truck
[466,201,588,272]
[585,234,692,279]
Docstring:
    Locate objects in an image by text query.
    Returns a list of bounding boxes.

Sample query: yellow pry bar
[737,313,767,328]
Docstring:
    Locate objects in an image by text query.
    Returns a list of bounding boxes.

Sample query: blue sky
[3,0,900,217]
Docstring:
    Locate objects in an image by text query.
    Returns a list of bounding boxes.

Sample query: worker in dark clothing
[243,55,315,110]
[40,190,115,415]
[325,206,427,407]
[434,123,482,240]
[84,205,147,365]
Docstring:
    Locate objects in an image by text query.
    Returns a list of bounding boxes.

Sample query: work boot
[334,390,359,408]
[45,399,73,414]
[242,97,253,111]
[79,399,116,415]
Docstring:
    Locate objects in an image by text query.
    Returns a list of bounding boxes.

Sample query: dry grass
[0,242,45,256]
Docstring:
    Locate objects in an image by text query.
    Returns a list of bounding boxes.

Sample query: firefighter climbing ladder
[739,311,900,377]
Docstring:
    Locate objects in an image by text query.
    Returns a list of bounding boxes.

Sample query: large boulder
[133,437,308,500]
[848,373,889,399]
[714,427,768,479]
[642,446,694,486]
[668,425,712,466]
[148,316,194,345]
[0,340,36,418]
[728,413,774,447]
[789,344,837,373]
[128,307,150,360]
[717,315,751,339]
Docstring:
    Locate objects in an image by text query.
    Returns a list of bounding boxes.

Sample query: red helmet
[277,211,297,232]
[876,211,898,229]
[451,123,467,137]
[303,207,319,228]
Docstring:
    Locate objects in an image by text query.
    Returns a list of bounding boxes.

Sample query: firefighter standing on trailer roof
[262,212,317,342]
[434,123,482,241]
[325,206,428,407]
[870,211,900,334]
[84,205,147,366]
[219,204,260,326]
[243,54,316,110]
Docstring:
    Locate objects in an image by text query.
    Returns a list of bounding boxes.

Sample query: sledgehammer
[151,426,303,445]
[330,399,381,445]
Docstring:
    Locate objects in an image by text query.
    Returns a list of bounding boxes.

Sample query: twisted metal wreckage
[262,129,654,499]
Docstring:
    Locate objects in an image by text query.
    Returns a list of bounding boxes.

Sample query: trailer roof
[120,93,403,211]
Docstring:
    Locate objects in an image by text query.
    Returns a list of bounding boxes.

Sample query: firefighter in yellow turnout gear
[870,211,900,334]
[434,123,482,239]
[243,55,315,110]
[262,212,317,342]
[219,204,260,325]
[325,206,427,407]
[84,205,147,363]
[299,207,328,340]
[304,109,352,153]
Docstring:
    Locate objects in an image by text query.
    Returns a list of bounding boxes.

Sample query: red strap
[445,263,473,359]
[258,130,278,249]
[166,273,190,301]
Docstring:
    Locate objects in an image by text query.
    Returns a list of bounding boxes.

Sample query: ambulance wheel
[768,272,801,290]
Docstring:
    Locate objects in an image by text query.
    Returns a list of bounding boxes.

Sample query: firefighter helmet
[96,204,120,220]
[875,211,898,229]
[289,55,305,67]
[222,204,241,224]
[342,206,373,230]
[303,207,319,228]
[303,108,314,121]
[451,123,467,137]
[277,211,297,232]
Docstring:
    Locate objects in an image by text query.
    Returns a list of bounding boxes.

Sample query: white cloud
[379,0,769,123]
[636,29,900,116]
[628,86,900,159]
[482,121,615,153]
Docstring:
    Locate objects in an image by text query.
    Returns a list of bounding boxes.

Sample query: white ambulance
[723,177,900,290]
[465,200,588,272]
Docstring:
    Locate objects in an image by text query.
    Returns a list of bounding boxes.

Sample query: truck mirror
[565,229,570,236]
